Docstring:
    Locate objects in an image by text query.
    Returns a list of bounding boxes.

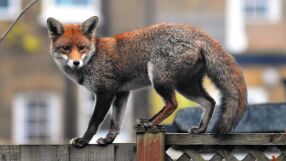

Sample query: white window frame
[12,92,63,144]
[226,0,248,53]
[39,0,101,25]
[0,0,21,20]
[243,0,282,23]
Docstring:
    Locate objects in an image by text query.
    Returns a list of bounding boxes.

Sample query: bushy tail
[202,42,247,133]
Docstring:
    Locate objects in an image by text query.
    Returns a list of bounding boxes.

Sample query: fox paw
[70,138,88,148]
[189,126,207,134]
[136,118,154,128]
[97,137,114,145]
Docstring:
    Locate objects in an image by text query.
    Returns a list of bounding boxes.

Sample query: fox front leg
[97,91,130,145]
[70,92,115,148]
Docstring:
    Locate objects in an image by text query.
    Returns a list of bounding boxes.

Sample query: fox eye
[60,46,71,52]
[78,45,87,51]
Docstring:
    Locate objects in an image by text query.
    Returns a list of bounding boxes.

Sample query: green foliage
[6,24,25,45]
[22,34,40,53]
[5,22,41,54]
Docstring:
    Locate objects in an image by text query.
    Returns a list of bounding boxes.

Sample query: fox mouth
[68,64,84,70]
[70,66,81,70]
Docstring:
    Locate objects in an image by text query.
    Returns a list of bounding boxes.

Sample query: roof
[174,103,286,133]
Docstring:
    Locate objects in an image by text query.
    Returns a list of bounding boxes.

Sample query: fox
[47,16,247,148]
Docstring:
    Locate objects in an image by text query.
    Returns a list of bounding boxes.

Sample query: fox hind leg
[139,62,178,127]
[148,84,178,126]
[177,83,215,133]
[137,85,178,127]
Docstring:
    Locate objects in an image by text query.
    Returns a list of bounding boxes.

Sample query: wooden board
[114,143,136,161]
[136,126,166,161]
[20,145,69,161]
[0,145,20,161]
[166,133,286,145]
[0,144,134,161]
[70,144,114,161]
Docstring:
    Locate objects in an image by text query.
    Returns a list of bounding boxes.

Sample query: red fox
[47,16,247,148]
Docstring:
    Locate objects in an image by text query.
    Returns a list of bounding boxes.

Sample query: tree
[0,0,38,43]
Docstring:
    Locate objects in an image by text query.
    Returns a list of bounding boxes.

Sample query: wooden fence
[1,127,286,161]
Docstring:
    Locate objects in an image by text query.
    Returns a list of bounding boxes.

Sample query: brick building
[0,0,285,143]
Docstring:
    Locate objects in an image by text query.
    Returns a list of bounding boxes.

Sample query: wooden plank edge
[165,133,286,145]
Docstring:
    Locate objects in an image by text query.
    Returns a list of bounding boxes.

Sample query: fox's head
[47,16,98,69]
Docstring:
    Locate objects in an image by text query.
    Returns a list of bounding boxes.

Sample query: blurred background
[0,0,286,144]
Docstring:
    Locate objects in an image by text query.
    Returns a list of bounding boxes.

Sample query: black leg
[70,91,115,148]
[177,84,215,133]
[97,91,130,145]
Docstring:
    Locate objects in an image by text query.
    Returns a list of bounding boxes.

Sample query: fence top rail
[165,133,286,146]
[1,133,286,147]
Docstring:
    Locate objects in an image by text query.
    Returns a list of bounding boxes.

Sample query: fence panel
[0,132,286,161]
[70,144,114,161]
[0,145,20,161]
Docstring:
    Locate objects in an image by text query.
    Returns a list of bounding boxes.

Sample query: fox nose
[73,61,80,66]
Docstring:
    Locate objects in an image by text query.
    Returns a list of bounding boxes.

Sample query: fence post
[135,125,166,161]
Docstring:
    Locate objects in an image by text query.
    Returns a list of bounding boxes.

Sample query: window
[0,0,9,8]
[244,0,269,18]
[0,0,21,20]
[25,97,50,140]
[243,0,282,23]
[56,0,90,6]
[13,92,62,144]
[40,0,101,24]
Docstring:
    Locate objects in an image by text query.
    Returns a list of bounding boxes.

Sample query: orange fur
[70,48,81,60]
[53,24,93,59]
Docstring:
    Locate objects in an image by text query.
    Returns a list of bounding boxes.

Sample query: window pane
[24,95,51,141]
[0,0,9,8]
[244,0,269,19]
[56,0,90,6]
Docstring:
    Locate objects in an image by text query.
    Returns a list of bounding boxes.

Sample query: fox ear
[47,17,64,40]
[81,16,98,38]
